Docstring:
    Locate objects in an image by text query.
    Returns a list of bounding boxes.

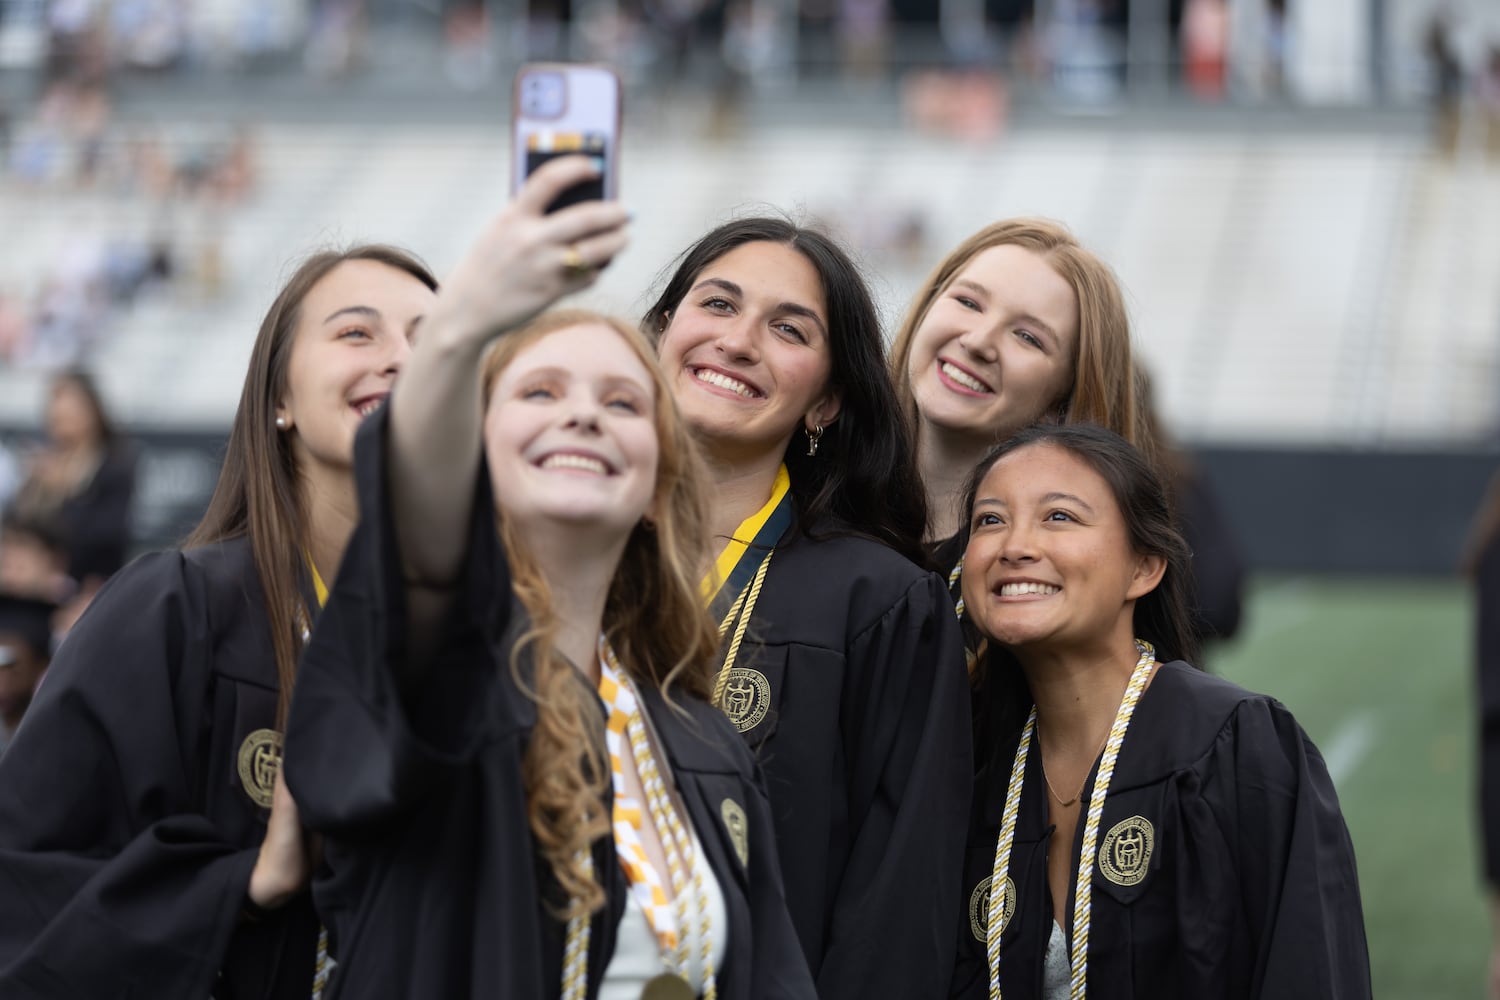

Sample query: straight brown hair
[185,245,438,726]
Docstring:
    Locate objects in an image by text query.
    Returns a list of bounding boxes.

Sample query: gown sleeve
[1475,532,1500,885]
[0,553,257,998]
[284,405,511,835]
[1226,697,1372,999]
[743,761,819,999]
[818,571,973,998]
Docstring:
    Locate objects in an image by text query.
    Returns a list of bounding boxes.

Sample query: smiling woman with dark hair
[641,216,971,1000]
[950,424,1370,1000]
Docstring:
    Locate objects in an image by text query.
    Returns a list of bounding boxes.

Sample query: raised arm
[389,158,629,631]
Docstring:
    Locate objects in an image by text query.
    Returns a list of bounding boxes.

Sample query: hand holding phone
[512,63,621,213]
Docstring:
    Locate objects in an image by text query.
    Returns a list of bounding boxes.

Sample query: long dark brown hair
[481,309,721,916]
[642,216,930,568]
[962,424,1200,745]
[185,245,438,725]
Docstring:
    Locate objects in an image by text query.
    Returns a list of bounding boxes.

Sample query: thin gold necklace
[1038,727,1110,809]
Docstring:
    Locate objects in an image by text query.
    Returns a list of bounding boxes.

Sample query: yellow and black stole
[705,465,793,732]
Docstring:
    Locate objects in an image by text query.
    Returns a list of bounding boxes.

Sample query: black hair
[959,423,1202,744]
[642,216,929,567]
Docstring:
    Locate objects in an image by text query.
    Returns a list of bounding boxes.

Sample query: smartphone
[511,63,621,213]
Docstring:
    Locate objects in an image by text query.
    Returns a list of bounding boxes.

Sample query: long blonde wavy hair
[888,218,1152,466]
[481,308,721,917]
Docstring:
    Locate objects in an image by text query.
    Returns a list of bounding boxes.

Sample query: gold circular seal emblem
[237,728,283,809]
[719,668,770,733]
[720,798,750,867]
[969,874,1017,942]
[1098,815,1154,886]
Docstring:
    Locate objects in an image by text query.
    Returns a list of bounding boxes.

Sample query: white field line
[1321,710,1378,790]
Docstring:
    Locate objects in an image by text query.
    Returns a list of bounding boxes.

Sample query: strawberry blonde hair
[480,308,720,915]
[888,218,1152,465]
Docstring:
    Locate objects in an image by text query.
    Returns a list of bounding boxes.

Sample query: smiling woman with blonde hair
[284,159,813,1000]
[889,219,1149,583]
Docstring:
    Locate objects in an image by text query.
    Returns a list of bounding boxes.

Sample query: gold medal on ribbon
[640,972,696,1000]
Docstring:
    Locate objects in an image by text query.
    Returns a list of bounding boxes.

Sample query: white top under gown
[599,830,729,999]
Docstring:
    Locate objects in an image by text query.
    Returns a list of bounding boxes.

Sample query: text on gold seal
[237,728,283,809]
[1098,815,1154,886]
[719,668,770,733]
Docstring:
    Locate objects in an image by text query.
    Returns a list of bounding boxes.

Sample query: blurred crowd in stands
[0,73,258,367]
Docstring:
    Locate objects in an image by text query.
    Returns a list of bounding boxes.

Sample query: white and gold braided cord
[560,849,594,1000]
[984,639,1156,1000]
[1068,640,1154,999]
[948,556,966,620]
[627,703,718,998]
[986,707,1036,1000]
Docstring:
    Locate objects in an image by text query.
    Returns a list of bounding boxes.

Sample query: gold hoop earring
[805,424,824,457]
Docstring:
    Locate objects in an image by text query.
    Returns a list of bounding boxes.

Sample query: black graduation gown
[282,409,814,1000]
[725,521,972,999]
[1476,527,1500,884]
[0,537,320,999]
[950,662,1371,1000]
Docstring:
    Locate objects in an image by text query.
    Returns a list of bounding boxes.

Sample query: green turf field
[1214,576,1483,999]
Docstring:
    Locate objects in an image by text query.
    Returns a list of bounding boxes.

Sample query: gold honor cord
[985,707,1036,999]
[710,550,775,709]
[985,640,1156,1000]
[948,556,966,620]
[561,852,594,1000]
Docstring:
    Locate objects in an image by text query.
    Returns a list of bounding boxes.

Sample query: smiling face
[908,243,1079,445]
[961,442,1163,657]
[277,259,433,483]
[656,240,841,465]
[484,323,659,536]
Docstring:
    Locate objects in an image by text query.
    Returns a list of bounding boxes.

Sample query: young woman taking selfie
[284,158,815,1000]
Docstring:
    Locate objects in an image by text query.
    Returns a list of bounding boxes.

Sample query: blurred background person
[1137,361,1245,653]
[1467,473,1500,999]
[0,512,70,602]
[7,369,137,589]
[0,592,55,758]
